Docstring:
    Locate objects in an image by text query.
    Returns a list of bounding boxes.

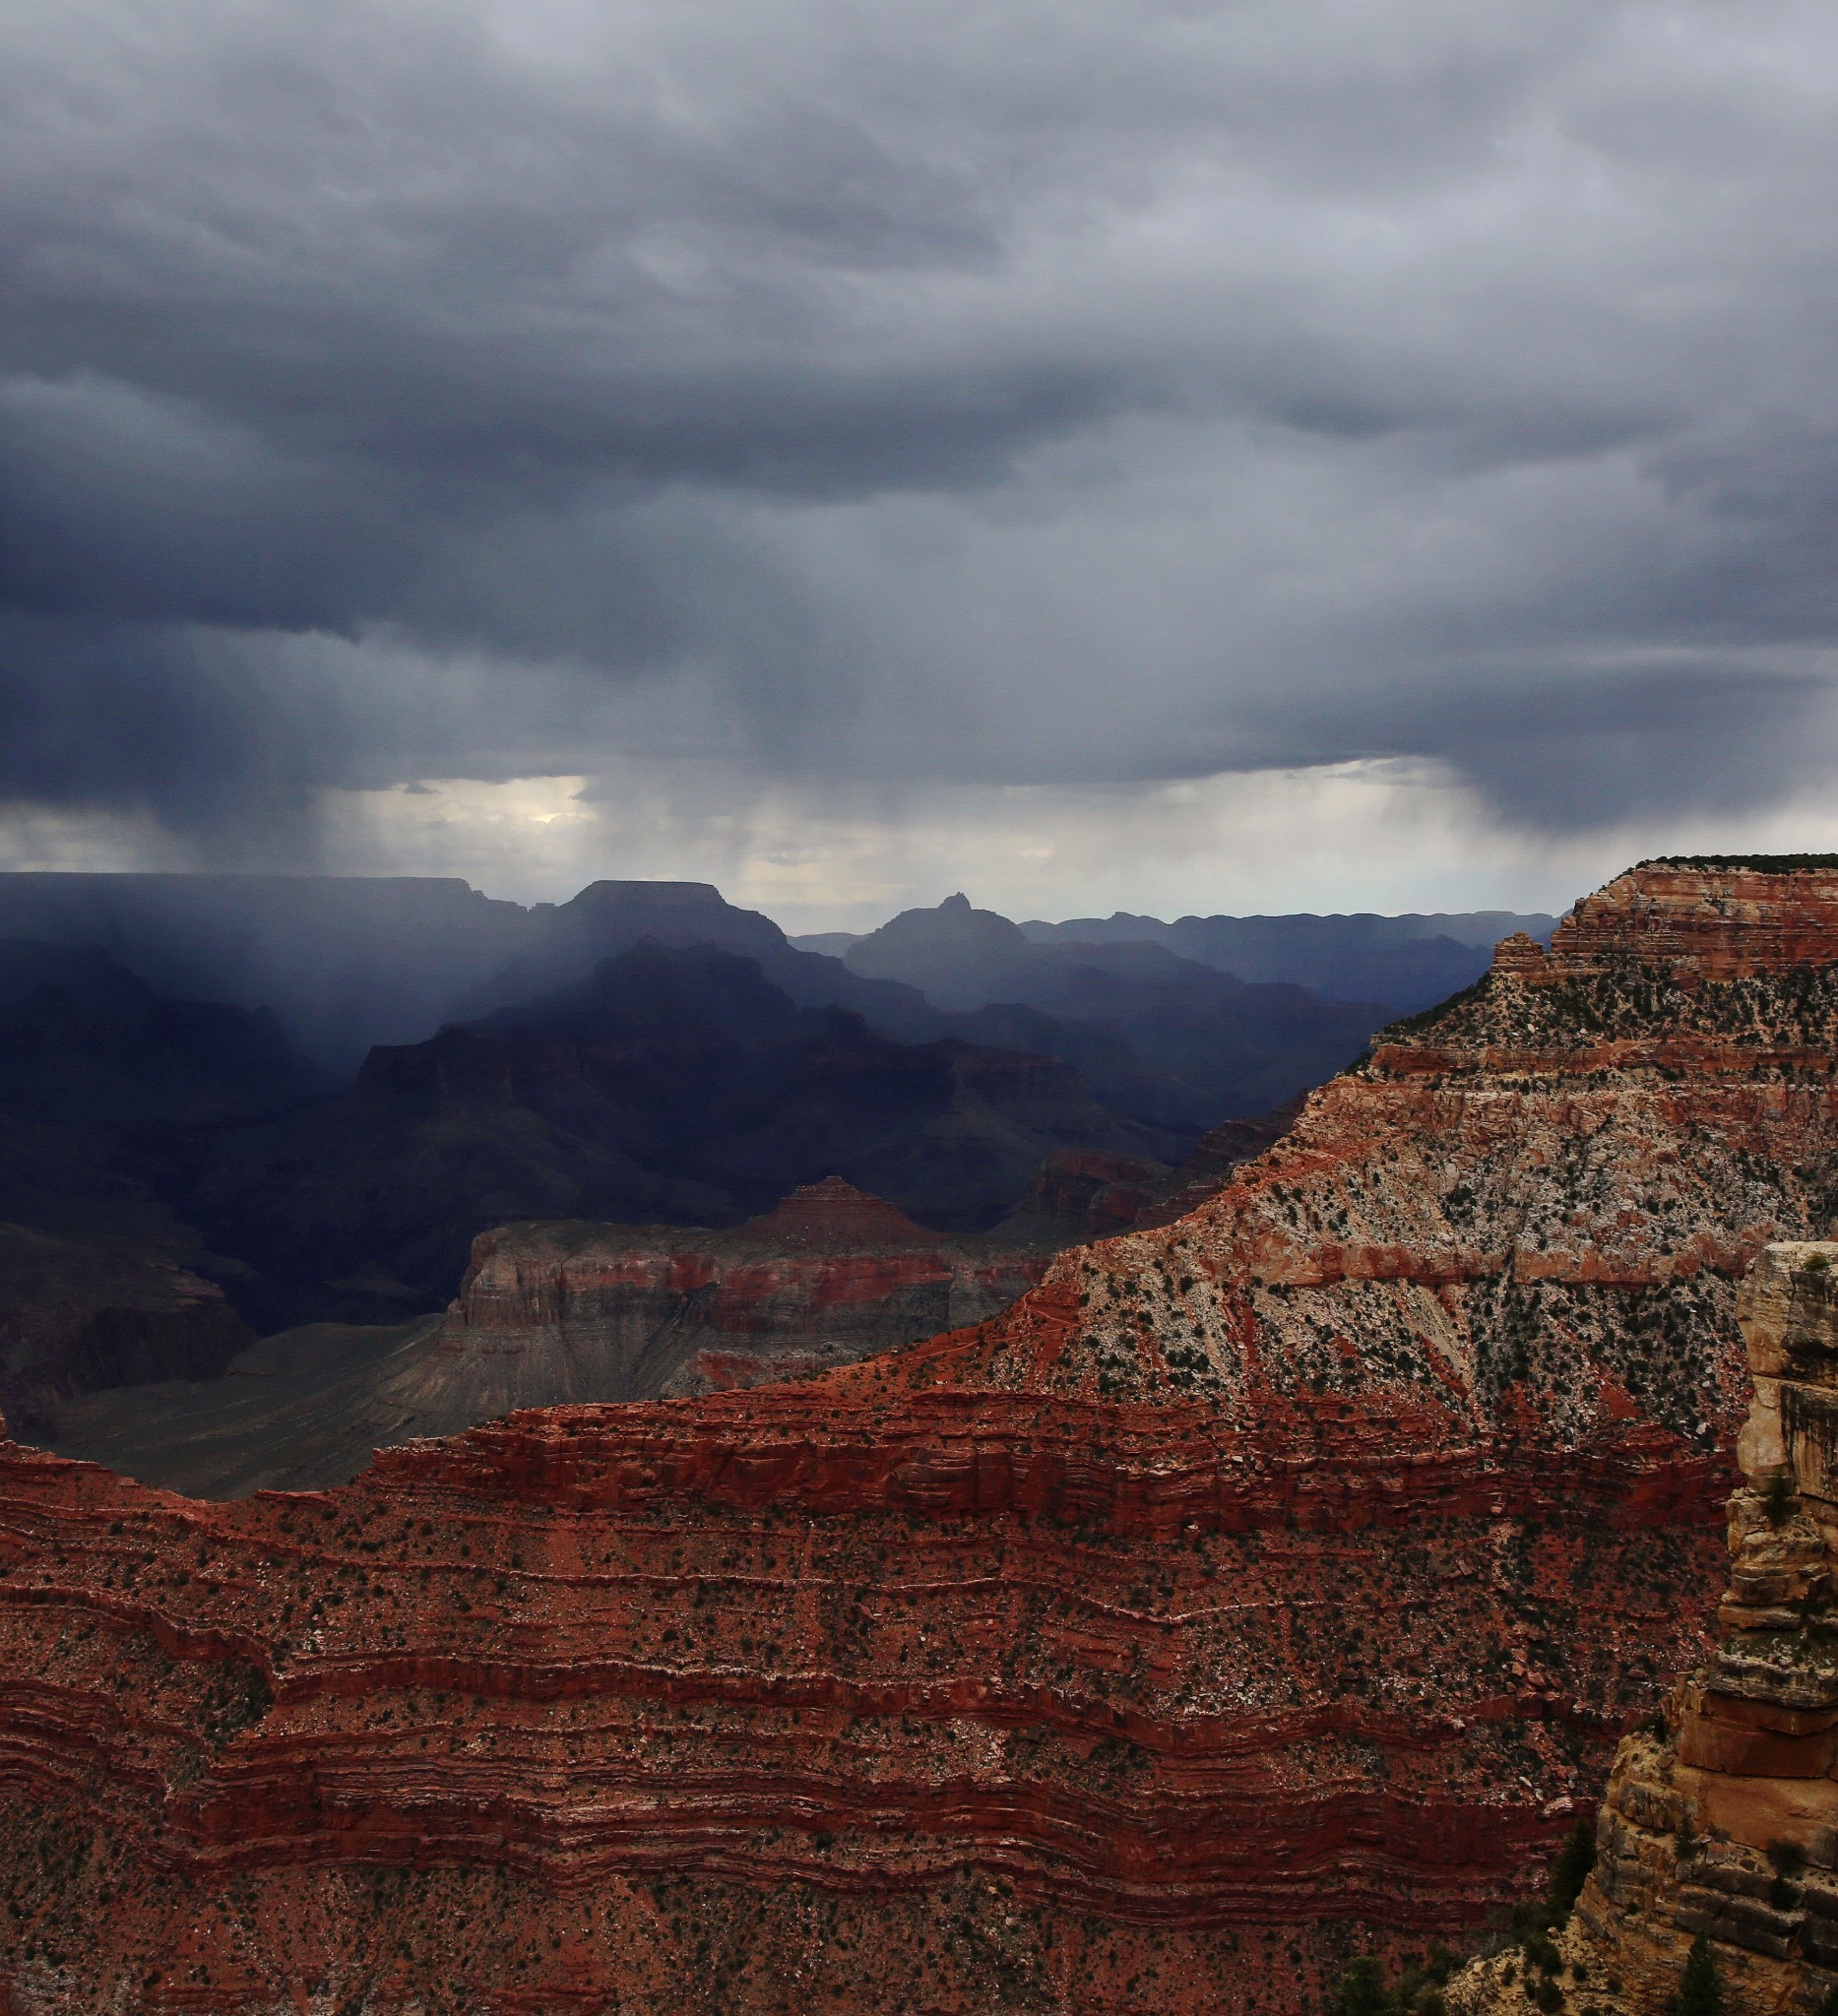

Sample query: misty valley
[0,872,1537,1491]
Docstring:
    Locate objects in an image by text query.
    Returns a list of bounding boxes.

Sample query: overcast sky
[6,0,1838,925]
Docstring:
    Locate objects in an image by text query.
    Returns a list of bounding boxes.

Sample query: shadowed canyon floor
[42,1155,1232,1497]
[7,859,1838,2010]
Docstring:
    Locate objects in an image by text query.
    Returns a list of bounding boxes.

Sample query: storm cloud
[6,0,1838,863]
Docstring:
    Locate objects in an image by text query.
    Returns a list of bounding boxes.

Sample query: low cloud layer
[5,0,1838,881]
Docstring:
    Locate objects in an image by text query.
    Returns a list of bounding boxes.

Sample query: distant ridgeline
[0,872,1553,1067]
[799,896,1555,1016]
[0,873,1470,1344]
[0,873,895,1070]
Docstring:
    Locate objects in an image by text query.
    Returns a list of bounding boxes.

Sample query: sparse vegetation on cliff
[1678,1931,1724,2016]
[4,859,1838,2008]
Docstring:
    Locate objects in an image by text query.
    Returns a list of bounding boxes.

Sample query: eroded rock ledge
[1454,1240,1838,2016]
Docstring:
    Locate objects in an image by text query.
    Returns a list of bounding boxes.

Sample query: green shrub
[1523,1931,1561,1975]
[1767,1467,1798,1525]
[1805,1251,1831,1273]
[1679,1932,1724,2016]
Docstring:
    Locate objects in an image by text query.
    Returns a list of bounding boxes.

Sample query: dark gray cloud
[5,0,1838,852]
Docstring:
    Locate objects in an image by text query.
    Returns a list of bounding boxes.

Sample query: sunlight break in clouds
[9,1,1838,903]
[309,761,1838,929]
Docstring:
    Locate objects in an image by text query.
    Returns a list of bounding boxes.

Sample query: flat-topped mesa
[1550,857,1838,979]
[423,1180,1049,1417]
[1377,856,1838,1079]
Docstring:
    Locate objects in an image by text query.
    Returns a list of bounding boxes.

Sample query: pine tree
[1678,1931,1724,2016]
[1547,1819,1598,1920]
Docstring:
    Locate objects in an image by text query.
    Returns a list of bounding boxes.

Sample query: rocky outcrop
[1453,1239,1838,2016]
[428,1176,1054,1413]
[0,1223,252,1430]
[5,859,1838,2009]
[40,1172,1179,1499]
[1550,856,1838,979]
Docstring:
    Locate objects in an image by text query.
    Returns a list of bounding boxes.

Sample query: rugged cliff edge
[1453,1239,1838,2016]
[4,859,1838,2011]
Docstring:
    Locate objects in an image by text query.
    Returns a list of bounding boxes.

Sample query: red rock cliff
[427,1175,1053,1416]
[4,860,1838,2012]
[1451,1240,1838,2016]
[1550,856,1838,978]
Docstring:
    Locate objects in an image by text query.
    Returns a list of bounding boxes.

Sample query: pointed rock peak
[740,1175,943,1248]
[843,888,1031,980]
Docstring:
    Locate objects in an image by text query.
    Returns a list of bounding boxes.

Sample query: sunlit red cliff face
[6,858,1838,2013]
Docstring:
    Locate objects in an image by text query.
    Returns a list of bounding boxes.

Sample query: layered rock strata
[436,1148,1269,1413]
[432,1175,1055,1410]
[1455,1239,1838,2016]
[42,1168,1188,1499]
[4,860,1838,2008]
[1549,857,1838,978]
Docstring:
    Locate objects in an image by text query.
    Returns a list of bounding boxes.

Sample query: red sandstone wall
[4,861,1838,2010]
[1552,862,1838,977]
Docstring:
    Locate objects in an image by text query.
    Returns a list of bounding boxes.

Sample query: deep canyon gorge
[3,860,1838,2010]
